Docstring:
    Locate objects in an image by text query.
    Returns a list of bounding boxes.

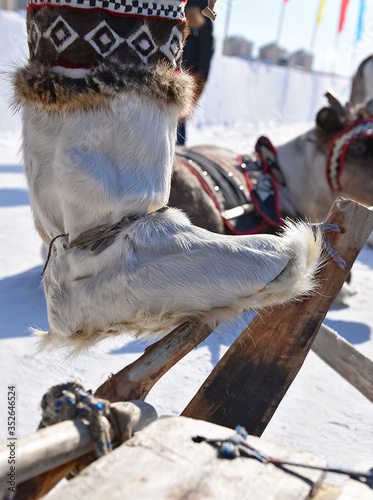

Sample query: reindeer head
[315,92,373,207]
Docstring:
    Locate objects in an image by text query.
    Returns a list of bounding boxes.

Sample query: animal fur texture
[21,91,181,244]
[19,84,323,351]
[16,0,324,351]
[13,60,197,117]
[39,210,323,351]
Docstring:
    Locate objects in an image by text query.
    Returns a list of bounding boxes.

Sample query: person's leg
[177,120,186,146]
[15,0,323,352]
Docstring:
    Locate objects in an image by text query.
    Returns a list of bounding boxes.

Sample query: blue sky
[211,0,373,76]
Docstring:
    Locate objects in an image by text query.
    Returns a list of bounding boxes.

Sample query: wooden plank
[182,198,373,435]
[14,460,82,500]
[95,321,213,402]
[338,461,373,500]
[44,417,327,500]
[312,484,341,500]
[312,324,373,403]
[0,420,94,489]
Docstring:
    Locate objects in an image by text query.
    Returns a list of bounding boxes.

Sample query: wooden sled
[1,197,373,499]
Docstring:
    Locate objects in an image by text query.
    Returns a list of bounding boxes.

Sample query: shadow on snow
[0,188,29,207]
[0,165,24,174]
[0,266,48,339]
[109,311,256,366]
[323,318,371,345]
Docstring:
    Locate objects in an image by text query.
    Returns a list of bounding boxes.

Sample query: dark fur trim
[12,60,198,117]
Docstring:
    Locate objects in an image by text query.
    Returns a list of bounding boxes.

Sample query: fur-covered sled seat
[14,0,323,350]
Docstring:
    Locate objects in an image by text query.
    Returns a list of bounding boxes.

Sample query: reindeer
[169,93,373,238]
[350,55,373,106]
[13,0,325,352]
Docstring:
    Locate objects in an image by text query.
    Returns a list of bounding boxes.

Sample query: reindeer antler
[325,90,357,124]
[325,90,345,118]
[202,0,217,21]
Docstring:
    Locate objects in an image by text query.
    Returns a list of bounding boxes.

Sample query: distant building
[288,49,313,71]
[258,42,287,65]
[223,36,254,60]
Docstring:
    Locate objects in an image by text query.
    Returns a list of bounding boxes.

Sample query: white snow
[191,56,351,130]
[0,11,372,490]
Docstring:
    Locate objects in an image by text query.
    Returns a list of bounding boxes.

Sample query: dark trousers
[176,121,186,146]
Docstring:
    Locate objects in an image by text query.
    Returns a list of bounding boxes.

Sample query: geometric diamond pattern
[127,25,157,64]
[27,2,188,67]
[28,21,42,58]
[44,16,79,53]
[84,21,124,57]
[160,26,183,66]
[84,20,124,56]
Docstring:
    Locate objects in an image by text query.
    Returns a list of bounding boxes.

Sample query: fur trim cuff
[12,60,197,117]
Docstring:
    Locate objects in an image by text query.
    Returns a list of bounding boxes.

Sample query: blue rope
[193,426,373,485]
[40,381,112,457]
[313,223,348,271]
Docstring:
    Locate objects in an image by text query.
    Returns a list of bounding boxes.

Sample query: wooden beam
[312,324,373,403]
[312,484,341,500]
[182,198,373,435]
[41,417,328,500]
[95,321,213,401]
[1,420,94,489]
[14,460,79,500]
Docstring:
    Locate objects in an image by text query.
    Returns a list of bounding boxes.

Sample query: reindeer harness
[326,118,373,191]
[176,137,285,235]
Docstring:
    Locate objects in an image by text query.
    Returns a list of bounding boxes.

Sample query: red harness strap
[326,119,373,191]
[176,138,284,235]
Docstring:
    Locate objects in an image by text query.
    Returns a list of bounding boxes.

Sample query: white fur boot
[14,0,323,351]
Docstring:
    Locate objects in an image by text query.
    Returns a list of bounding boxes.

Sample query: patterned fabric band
[27,0,188,68]
[29,0,188,19]
[326,119,373,191]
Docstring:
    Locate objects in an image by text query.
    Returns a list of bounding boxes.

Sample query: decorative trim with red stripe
[326,119,373,191]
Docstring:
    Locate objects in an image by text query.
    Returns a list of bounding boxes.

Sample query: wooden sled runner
[1,197,373,499]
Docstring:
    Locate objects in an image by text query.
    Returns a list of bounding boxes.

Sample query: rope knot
[40,381,112,457]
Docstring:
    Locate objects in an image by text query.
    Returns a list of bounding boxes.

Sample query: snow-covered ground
[0,10,372,490]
